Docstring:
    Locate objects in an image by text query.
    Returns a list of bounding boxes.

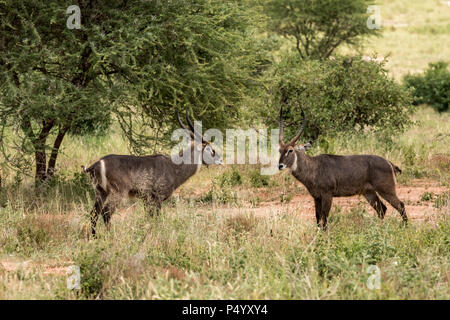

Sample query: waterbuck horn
[279,106,285,147]
[177,110,195,138]
[287,106,306,146]
[185,109,209,144]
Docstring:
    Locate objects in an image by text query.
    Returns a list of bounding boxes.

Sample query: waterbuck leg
[100,203,115,231]
[378,192,408,224]
[320,195,333,230]
[91,189,107,237]
[153,197,162,216]
[142,195,162,217]
[364,190,387,219]
[314,197,322,227]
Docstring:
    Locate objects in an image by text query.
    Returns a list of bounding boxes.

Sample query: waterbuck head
[177,109,223,166]
[278,106,312,171]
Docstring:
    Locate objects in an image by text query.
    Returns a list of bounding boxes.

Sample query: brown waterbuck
[278,106,408,229]
[83,110,222,236]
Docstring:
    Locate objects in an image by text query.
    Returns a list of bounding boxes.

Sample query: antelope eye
[287,149,293,154]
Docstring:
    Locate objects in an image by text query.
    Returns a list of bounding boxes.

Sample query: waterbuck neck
[291,150,316,187]
[172,144,203,189]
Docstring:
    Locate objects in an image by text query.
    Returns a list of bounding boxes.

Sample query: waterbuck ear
[295,142,312,151]
[304,142,312,150]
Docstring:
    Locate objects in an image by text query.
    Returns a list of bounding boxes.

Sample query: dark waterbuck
[83,110,222,236]
[278,106,408,229]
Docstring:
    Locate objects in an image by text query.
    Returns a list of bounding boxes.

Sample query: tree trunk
[33,120,55,185]
[46,126,69,178]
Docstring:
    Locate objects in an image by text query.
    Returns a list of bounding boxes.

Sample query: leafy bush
[217,168,243,188]
[248,169,270,188]
[201,187,237,205]
[404,62,450,112]
[260,54,414,140]
[74,245,110,299]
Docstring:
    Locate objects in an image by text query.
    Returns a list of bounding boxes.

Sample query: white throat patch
[290,153,297,172]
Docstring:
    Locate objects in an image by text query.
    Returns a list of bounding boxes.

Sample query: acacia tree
[264,0,378,59]
[0,0,264,184]
[258,54,413,142]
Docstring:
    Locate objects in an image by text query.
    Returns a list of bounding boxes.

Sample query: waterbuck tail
[389,162,402,175]
[82,163,97,175]
[82,160,107,192]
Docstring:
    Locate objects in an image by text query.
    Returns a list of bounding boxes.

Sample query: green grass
[0,196,448,299]
[360,0,450,79]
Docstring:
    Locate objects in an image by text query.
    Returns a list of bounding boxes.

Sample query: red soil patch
[0,258,73,276]
[193,180,448,224]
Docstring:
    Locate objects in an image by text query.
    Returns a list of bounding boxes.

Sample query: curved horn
[185,109,195,133]
[287,106,306,146]
[279,106,285,147]
[177,110,194,138]
[185,109,209,143]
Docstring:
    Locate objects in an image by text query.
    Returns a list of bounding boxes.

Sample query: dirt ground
[197,179,449,224]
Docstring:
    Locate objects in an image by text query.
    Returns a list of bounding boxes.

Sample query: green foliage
[74,244,110,299]
[248,169,270,188]
[15,224,50,253]
[264,0,378,59]
[434,192,449,209]
[420,192,434,202]
[403,145,416,166]
[200,184,237,205]
[199,167,244,204]
[404,62,450,112]
[259,54,414,140]
[217,168,243,188]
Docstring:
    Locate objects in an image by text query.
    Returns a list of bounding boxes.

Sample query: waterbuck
[278,106,408,229]
[83,110,222,236]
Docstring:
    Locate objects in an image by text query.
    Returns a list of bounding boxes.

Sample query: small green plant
[74,245,110,299]
[403,145,416,166]
[280,192,293,203]
[199,186,237,205]
[420,191,434,202]
[16,224,50,252]
[434,192,449,209]
[217,168,242,187]
[248,169,270,188]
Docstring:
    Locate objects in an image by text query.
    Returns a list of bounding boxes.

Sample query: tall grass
[0,196,448,299]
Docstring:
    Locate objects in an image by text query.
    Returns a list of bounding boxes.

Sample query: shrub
[259,54,414,140]
[202,187,237,205]
[74,245,110,299]
[217,168,243,188]
[248,169,270,188]
[404,62,450,112]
